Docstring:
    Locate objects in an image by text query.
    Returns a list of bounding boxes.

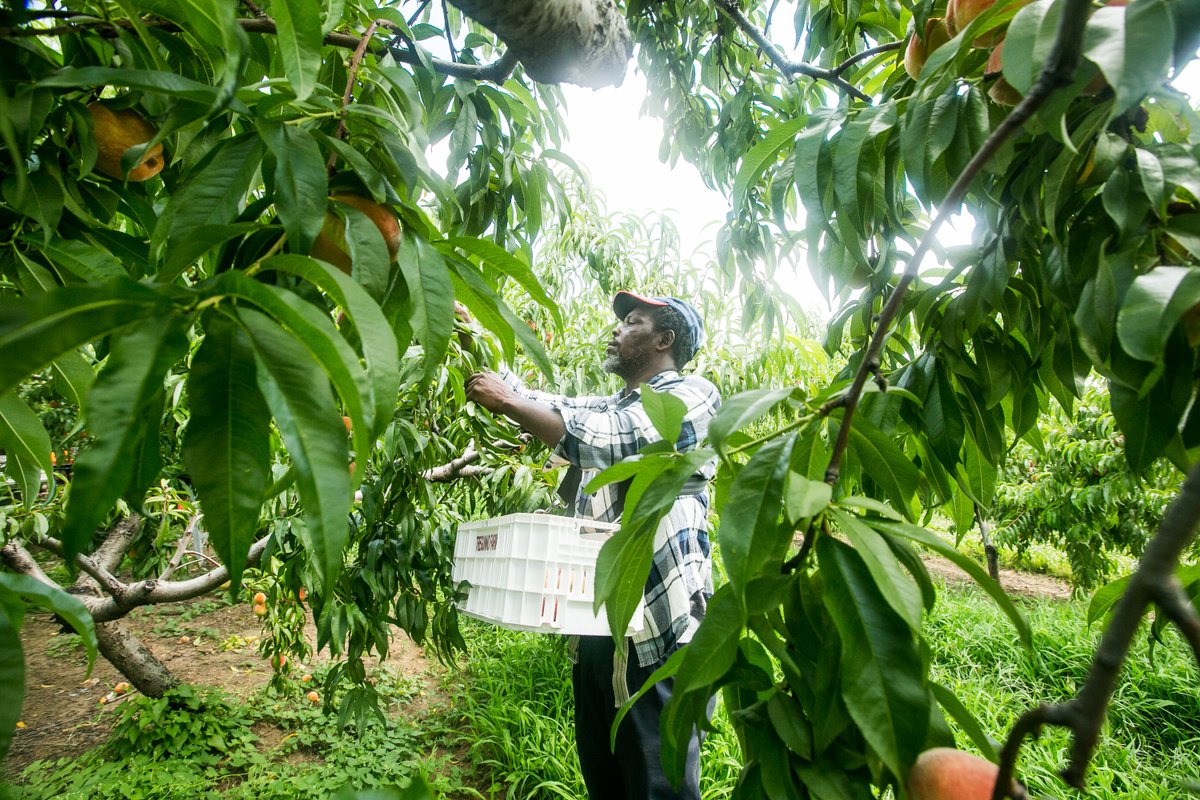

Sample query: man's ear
[657,328,676,353]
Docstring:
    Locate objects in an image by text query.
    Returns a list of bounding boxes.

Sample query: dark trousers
[572,636,703,800]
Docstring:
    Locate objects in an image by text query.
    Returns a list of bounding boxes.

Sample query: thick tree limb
[423,445,494,482]
[447,0,631,88]
[23,531,271,623]
[993,461,1200,798]
[0,541,53,584]
[714,0,871,102]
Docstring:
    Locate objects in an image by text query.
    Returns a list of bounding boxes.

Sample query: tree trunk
[448,0,632,88]
[95,620,179,697]
[975,504,1000,582]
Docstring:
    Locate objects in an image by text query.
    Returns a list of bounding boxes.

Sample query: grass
[11,574,1199,799]
[926,578,1200,799]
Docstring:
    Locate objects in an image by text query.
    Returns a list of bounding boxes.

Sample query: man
[464,290,720,800]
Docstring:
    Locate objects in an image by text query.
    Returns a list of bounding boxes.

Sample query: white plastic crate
[452,513,646,636]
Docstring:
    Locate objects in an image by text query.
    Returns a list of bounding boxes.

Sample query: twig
[824,0,1093,487]
[3,15,518,84]
[183,550,223,569]
[329,19,380,168]
[440,0,458,62]
[832,41,904,77]
[714,0,870,103]
[34,536,129,600]
[993,461,1200,798]
[407,0,434,27]
[239,0,267,18]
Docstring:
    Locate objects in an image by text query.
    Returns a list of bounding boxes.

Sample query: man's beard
[603,347,647,378]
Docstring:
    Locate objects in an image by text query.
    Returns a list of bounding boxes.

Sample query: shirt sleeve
[497,368,609,412]
[554,376,720,471]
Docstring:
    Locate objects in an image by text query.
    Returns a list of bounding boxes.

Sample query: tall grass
[442,580,1200,799]
[927,578,1200,799]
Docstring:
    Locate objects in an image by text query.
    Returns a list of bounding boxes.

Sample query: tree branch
[2,15,519,84]
[714,0,871,103]
[35,535,129,601]
[85,535,273,623]
[0,541,54,585]
[832,41,904,77]
[824,0,1092,487]
[423,445,495,482]
[330,19,380,168]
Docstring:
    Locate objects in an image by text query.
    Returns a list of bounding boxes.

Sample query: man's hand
[466,371,515,414]
[464,371,566,448]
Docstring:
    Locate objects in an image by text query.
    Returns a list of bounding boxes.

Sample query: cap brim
[613,290,667,319]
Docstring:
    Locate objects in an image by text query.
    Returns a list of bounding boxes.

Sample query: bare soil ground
[4,556,1072,781]
[4,598,442,778]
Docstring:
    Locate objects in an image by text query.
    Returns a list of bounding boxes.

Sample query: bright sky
[557,58,1200,318]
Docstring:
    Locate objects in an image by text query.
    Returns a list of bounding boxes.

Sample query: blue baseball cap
[612,291,706,364]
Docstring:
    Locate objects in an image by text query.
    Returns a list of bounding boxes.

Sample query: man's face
[603,307,660,378]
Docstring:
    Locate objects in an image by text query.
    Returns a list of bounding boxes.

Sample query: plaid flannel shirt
[500,368,721,667]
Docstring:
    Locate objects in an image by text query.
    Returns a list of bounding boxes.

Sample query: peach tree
[1,1,1199,799]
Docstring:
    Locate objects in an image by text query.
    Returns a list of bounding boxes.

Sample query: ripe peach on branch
[907,748,1026,800]
[904,18,952,80]
[309,194,402,274]
[86,102,164,182]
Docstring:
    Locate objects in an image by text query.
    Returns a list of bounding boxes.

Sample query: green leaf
[931,682,999,759]
[261,255,401,438]
[922,363,965,469]
[445,236,560,324]
[2,170,63,242]
[0,602,24,765]
[63,317,189,559]
[160,223,262,282]
[330,775,435,800]
[767,690,814,760]
[593,516,656,642]
[874,519,1031,648]
[239,308,350,591]
[39,67,222,105]
[1087,574,1132,626]
[819,537,930,779]
[595,451,712,636]
[0,279,172,399]
[270,0,324,102]
[847,421,919,519]
[396,234,455,385]
[25,236,126,281]
[0,571,98,673]
[182,315,272,592]
[708,388,792,452]
[155,134,264,254]
[337,202,392,301]
[261,122,327,253]
[214,271,374,478]
[733,115,809,207]
[640,384,686,448]
[829,509,923,632]
[50,350,95,410]
[720,433,795,594]
[1116,266,1200,363]
[0,391,54,505]
[1110,378,1190,473]
[785,470,832,523]
[1083,0,1174,121]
